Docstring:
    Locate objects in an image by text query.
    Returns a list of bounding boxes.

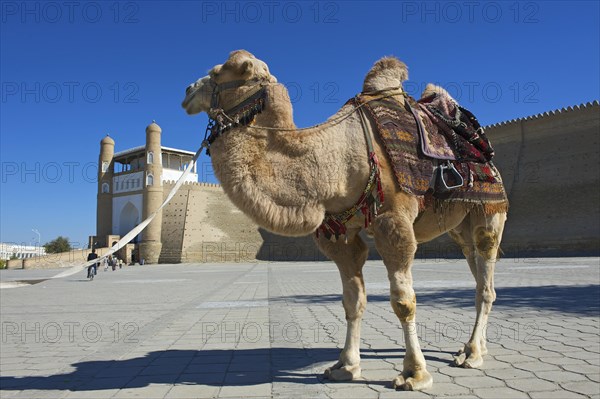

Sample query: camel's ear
[209,64,223,79]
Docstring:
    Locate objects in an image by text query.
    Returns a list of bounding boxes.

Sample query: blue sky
[1,0,599,247]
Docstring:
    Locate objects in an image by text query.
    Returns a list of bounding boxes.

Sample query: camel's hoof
[324,363,361,381]
[454,346,484,368]
[480,344,489,356]
[392,370,433,391]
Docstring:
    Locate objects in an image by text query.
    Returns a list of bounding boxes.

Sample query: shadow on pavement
[0,347,456,392]
[0,348,326,391]
[0,348,464,392]
[271,285,600,316]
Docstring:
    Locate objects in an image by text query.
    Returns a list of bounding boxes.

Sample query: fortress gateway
[94,122,316,264]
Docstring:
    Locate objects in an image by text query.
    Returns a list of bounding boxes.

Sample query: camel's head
[362,56,409,92]
[421,83,457,103]
[182,50,277,115]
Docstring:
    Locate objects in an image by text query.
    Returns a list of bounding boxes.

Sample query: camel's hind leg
[448,211,507,368]
[315,228,368,381]
[373,207,433,391]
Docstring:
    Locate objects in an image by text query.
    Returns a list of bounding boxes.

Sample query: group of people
[86,249,123,279]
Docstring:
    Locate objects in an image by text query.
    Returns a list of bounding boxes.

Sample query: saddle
[356,90,508,213]
[414,90,495,192]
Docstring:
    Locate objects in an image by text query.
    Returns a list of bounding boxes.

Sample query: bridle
[202,78,269,155]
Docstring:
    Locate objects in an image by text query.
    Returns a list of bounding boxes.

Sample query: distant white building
[0,243,46,260]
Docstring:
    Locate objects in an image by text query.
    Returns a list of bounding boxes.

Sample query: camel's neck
[209,83,369,236]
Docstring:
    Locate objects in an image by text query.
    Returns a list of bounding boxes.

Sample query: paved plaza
[0,258,599,398]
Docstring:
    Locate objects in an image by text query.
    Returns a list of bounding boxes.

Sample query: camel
[181,50,507,391]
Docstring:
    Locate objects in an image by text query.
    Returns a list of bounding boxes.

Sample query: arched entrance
[119,202,140,243]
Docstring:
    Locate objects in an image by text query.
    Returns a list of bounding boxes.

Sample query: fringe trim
[483,201,509,215]
[417,192,509,216]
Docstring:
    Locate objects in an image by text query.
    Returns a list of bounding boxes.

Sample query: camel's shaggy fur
[182,50,507,391]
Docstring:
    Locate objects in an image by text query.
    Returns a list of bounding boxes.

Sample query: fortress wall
[10,247,111,269]
[255,230,326,262]
[159,181,324,262]
[181,183,263,263]
[492,103,599,256]
[159,182,264,263]
[158,184,189,263]
[418,102,600,258]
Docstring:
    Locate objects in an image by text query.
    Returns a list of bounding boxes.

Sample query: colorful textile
[417,91,495,164]
[359,94,508,214]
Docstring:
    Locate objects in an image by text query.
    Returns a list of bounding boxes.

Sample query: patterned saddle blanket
[415,91,494,162]
[356,91,508,214]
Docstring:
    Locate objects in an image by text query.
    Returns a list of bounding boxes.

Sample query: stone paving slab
[0,257,599,398]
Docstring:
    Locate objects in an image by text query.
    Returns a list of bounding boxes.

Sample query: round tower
[139,121,163,264]
[96,135,115,248]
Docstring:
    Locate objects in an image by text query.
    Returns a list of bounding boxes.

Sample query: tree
[44,236,71,253]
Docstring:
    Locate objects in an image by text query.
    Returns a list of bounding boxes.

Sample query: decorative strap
[203,87,268,156]
[316,100,384,242]
[358,98,376,155]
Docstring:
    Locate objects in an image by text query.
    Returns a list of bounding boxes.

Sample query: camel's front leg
[374,211,433,391]
[315,229,368,381]
[451,212,506,368]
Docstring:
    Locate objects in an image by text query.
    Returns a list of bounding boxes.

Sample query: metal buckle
[439,162,464,190]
